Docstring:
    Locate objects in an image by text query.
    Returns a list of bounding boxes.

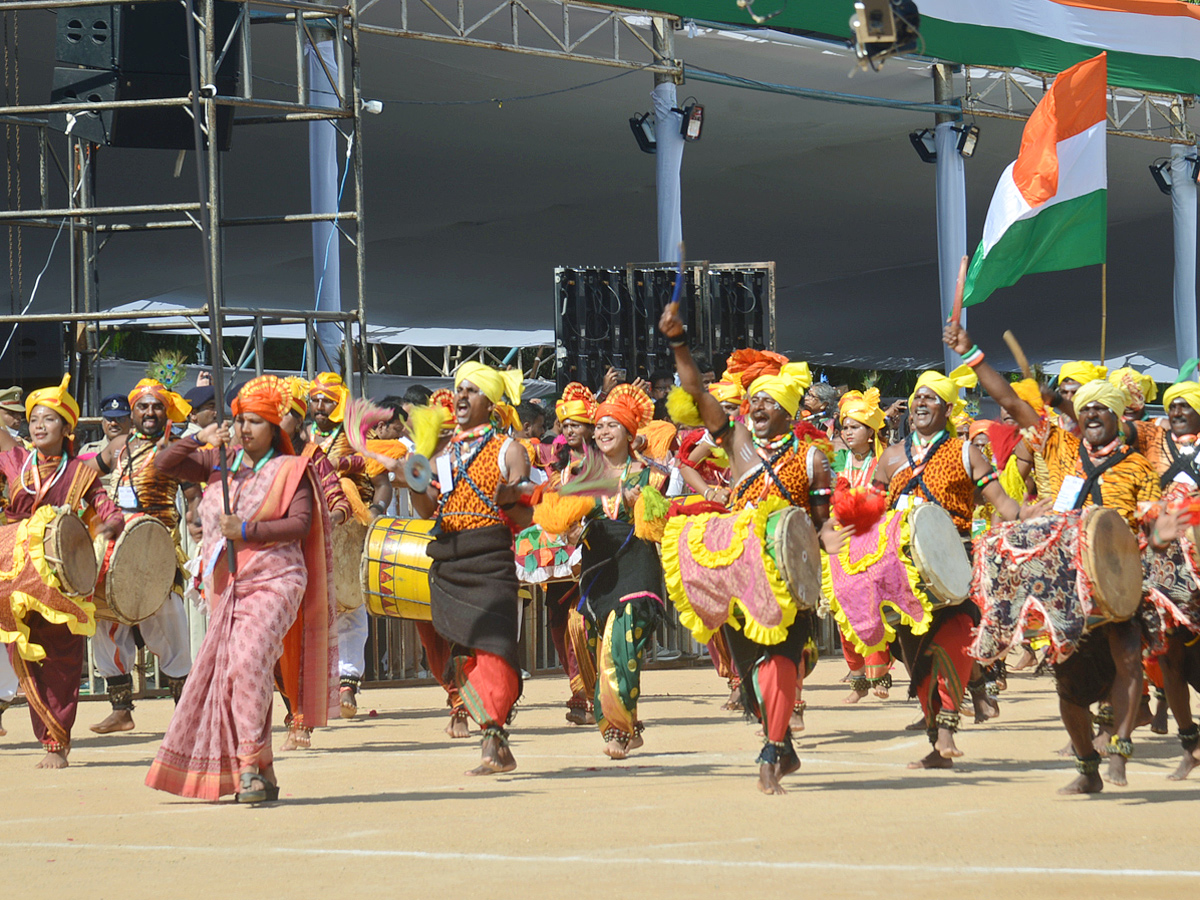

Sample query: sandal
[237,772,268,803]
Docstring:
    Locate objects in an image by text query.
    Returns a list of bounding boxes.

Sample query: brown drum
[44,511,97,597]
[333,519,368,613]
[360,516,434,621]
[765,506,821,611]
[94,515,176,625]
[1081,506,1142,621]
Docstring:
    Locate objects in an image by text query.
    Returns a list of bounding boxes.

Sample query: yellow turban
[555,382,597,424]
[909,365,978,421]
[1162,380,1200,416]
[781,362,813,395]
[1058,361,1107,386]
[1012,378,1045,414]
[128,378,191,424]
[1071,378,1127,418]
[26,374,80,432]
[284,376,311,417]
[455,361,523,431]
[1108,366,1157,406]
[838,387,885,432]
[309,372,348,424]
[746,368,807,418]
[707,380,744,405]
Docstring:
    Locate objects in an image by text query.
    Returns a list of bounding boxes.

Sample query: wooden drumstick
[1003,330,1033,380]
[948,255,968,325]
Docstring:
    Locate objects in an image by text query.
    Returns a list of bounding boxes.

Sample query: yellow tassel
[407,404,447,459]
[666,386,704,428]
[634,492,666,543]
[533,492,596,536]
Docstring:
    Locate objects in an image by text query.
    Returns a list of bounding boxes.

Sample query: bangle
[975,470,999,489]
[369,502,386,514]
[962,345,985,368]
[241,521,247,541]
[667,330,688,347]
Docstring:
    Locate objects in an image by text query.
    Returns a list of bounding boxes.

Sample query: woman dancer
[145,375,336,802]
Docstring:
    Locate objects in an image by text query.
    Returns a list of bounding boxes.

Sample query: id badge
[117,484,138,510]
[895,494,921,511]
[1173,471,1198,488]
[436,454,453,492]
[1052,474,1085,513]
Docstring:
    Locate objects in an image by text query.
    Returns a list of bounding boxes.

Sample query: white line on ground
[3,840,1199,879]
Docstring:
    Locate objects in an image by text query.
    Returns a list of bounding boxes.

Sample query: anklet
[1075,752,1102,775]
[850,676,870,693]
[756,738,789,766]
[870,672,892,690]
[1180,724,1200,752]
[935,709,961,732]
[1108,735,1134,759]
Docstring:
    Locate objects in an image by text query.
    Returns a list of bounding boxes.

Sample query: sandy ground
[2,660,1198,899]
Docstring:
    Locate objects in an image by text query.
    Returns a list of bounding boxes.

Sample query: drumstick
[1003,330,1033,380]
[948,254,968,325]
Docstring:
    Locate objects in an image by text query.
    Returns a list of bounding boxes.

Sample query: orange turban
[283,376,310,417]
[429,388,456,431]
[309,372,348,423]
[128,378,191,424]
[721,348,789,389]
[968,419,993,442]
[233,375,294,454]
[556,382,597,424]
[595,384,653,437]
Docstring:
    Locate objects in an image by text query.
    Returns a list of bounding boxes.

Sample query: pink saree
[145,454,336,799]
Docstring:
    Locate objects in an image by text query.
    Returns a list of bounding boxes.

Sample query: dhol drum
[661,499,821,645]
[514,524,580,585]
[971,507,1140,664]
[93,514,176,625]
[332,519,368,613]
[822,502,970,656]
[360,516,434,621]
[0,509,97,644]
[42,510,98,597]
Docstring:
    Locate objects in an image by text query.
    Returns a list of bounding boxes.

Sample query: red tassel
[832,484,886,535]
[666,499,728,519]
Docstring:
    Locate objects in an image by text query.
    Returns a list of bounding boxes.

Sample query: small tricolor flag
[962,52,1108,307]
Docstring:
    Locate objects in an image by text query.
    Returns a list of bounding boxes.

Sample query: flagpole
[1100,263,1108,366]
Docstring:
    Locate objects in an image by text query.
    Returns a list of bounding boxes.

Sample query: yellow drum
[360,516,434,621]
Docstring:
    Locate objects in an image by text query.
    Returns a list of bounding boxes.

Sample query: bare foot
[790,709,805,734]
[603,738,628,760]
[279,725,311,752]
[1055,740,1078,758]
[1168,751,1200,781]
[339,687,357,720]
[908,749,953,770]
[871,684,890,700]
[722,687,743,711]
[0,723,6,737]
[90,710,135,734]
[565,707,594,726]
[445,714,471,739]
[36,749,69,769]
[1012,648,1037,671]
[843,687,868,704]
[1093,728,1113,756]
[973,694,1000,724]
[935,726,964,759]
[779,751,801,779]
[1057,771,1103,795]
[758,762,787,794]
[628,731,644,752]
[1151,701,1169,735]
[1106,754,1128,786]
[1135,696,1153,729]
[465,734,516,776]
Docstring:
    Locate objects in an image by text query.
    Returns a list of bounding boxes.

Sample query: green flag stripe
[963,189,1107,308]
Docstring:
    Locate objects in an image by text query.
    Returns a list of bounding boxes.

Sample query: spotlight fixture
[849,0,920,73]
[629,111,656,154]
[1149,159,1173,195]
[909,128,936,164]
[673,98,704,142]
[955,123,980,158]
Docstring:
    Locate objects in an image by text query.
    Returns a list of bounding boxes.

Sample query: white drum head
[908,503,972,604]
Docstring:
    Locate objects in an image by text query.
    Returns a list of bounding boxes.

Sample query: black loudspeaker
[49,2,240,150]
[0,323,65,384]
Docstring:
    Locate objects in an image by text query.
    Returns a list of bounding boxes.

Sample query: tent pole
[1100,263,1107,367]
[933,64,967,375]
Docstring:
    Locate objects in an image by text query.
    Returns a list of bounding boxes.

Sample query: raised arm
[943,322,1042,430]
[658,305,728,435]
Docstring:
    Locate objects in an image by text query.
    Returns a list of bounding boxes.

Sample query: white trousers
[0,649,17,703]
[337,604,368,679]
[91,591,193,680]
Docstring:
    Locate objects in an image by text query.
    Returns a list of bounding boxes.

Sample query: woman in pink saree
[145,375,336,803]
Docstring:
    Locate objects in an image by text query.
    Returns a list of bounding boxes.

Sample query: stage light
[850,0,920,73]
[955,123,980,158]
[673,98,704,142]
[1150,159,1173,195]
[629,112,656,154]
[909,128,936,164]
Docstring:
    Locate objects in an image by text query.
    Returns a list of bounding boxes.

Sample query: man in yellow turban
[946,320,1160,794]
[454,361,523,433]
[659,307,832,795]
[1108,366,1158,422]
[87,379,202,736]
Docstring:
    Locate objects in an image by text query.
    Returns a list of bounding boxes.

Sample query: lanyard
[21,450,67,508]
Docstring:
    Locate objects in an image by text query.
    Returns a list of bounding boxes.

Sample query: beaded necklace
[842,450,876,489]
[600,456,632,520]
[20,449,67,506]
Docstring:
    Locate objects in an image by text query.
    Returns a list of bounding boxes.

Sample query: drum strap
[1073,442,1130,509]
[1160,433,1200,489]
[898,432,950,506]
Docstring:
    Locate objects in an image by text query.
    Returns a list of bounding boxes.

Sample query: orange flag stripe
[1050,0,1200,20]
[1012,52,1107,208]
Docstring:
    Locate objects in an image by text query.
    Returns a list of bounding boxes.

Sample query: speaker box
[49,67,235,150]
[55,3,241,76]
[0,322,65,384]
[50,2,240,150]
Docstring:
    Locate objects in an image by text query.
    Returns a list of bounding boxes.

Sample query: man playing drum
[1121,377,1200,780]
[0,376,124,767]
[408,362,534,776]
[87,379,198,734]
[307,372,393,719]
[944,322,1161,793]
[869,363,1029,770]
[659,305,830,795]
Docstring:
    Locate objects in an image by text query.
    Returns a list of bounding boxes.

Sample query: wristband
[667,330,688,348]
[961,344,985,368]
[975,470,999,489]
[241,521,247,541]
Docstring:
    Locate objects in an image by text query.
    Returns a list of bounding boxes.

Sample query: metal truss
[961,65,1194,145]
[357,0,682,78]
[367,341,551,379]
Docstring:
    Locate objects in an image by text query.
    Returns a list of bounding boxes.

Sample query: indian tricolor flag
[962,52,1107,308]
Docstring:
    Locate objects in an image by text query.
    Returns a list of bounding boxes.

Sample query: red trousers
[452,650,519,730]
[755,655,798,743]
[914,612,974,722]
